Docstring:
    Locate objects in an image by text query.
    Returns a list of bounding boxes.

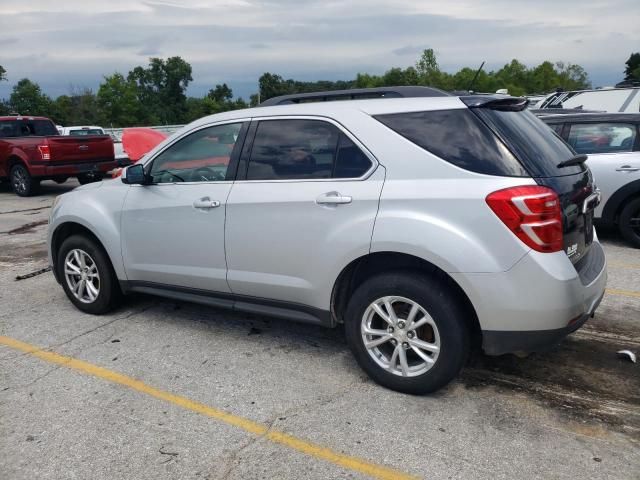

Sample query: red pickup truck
[0,116,117,196]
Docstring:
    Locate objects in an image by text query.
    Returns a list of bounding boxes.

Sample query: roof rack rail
[258,86,451,106]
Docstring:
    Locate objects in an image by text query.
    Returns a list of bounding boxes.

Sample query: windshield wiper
[557,154,588,168]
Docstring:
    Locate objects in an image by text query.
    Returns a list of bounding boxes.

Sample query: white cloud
[0,0,638,99]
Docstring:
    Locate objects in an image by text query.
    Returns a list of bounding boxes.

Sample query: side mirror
[121,164,148,185]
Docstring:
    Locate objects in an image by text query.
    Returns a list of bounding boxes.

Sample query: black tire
[345,271,470,394]
[57,235,122,314]
[619,197,640,248]
[77,174,101,185]
[10,164,40,197]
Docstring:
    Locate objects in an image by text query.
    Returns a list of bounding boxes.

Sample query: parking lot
[1,180,639,479]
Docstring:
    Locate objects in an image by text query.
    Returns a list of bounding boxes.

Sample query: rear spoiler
[461,95,528,112]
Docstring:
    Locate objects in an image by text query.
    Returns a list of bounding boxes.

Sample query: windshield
[69,129,104,136]
[474,108,583,177]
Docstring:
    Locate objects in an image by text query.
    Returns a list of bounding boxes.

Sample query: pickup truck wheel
[10,164,39,197]
[345,271,469,394]
[619,197,640,248]
[57,235,121,314]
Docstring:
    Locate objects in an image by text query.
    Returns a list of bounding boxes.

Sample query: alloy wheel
[361,296,440,377]
[64,249,101,304]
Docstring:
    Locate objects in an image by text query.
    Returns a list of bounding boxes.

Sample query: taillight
[38,145,51,160]
[486,186,563,252]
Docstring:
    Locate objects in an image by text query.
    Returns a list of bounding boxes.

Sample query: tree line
[0,50,638,128]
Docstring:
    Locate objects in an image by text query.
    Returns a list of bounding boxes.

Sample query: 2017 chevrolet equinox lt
[47,87,607,394]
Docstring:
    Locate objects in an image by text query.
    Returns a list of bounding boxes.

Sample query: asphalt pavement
[1,179,639,479]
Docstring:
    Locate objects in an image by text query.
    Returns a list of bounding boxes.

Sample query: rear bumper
[451,240,607,355]
[30,159,119,178]
[482,290,604,355]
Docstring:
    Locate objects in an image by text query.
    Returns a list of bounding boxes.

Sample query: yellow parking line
[606,288,640,299]
[0,335,416,480]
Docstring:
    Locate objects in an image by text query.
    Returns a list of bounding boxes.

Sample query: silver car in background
[47,87,607,394]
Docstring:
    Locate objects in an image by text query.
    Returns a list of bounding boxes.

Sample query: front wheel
[619,197,640,248]
[10,164,40,197]
[57,235,122,314]
[345,272,470,394]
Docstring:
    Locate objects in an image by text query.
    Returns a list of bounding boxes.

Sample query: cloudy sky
[1,0,638,100]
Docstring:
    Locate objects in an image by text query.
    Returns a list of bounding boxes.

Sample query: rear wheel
[10,164,39,197]
[345,271,470,394]
[57,235,122,314]
[619,197,640,248]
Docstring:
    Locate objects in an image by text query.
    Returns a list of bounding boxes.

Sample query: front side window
[567,123,637,154]
[246,119,372,180]
[149,123,243,183]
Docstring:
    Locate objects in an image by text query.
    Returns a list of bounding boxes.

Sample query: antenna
[466,61,485,93]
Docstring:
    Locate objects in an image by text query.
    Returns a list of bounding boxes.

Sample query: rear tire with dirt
[344,271,470,394]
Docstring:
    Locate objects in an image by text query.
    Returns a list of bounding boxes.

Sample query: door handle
[193,197,221,209]
[316,191,352,205]
[616,165,640,172]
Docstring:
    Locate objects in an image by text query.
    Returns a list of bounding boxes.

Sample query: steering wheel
[191,166,226,182]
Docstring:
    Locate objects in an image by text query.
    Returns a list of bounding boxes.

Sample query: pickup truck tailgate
[47,135,114,164]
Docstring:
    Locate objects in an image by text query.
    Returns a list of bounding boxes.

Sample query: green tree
[97,73,145,127]
[0,65,6,82]
[208,83,233,103]
[128,56,193,124]
[624,52,640,80]
[9,78,52,116]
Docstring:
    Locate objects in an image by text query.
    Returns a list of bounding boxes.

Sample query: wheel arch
[51,221,118,282]
[330,251,481,346]
[600,179,640,227]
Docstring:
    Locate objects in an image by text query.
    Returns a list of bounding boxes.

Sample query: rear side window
[567,123,637,154]
[247,119,372,180]
[375,110,528,177]
[475,109,581,177]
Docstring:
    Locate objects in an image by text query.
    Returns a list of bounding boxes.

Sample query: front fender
[48,182,128,280]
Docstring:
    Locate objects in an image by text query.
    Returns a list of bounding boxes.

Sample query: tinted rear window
[0,119,58,137]
[375,109,528,177]
[475,109,581,177]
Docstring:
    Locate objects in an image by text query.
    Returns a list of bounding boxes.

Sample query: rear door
[224,117,383,310]
[473,104,598,264]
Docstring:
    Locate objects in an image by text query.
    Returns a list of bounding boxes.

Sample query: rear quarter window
[374,109,528,177]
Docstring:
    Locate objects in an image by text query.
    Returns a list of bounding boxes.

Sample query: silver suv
[47,88,607,394]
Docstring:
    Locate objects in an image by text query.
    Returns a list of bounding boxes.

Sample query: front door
[121,121,247,292]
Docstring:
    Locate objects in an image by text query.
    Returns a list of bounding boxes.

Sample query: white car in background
[540,113,640,247]
[538,87,640,113]
[60,126,106,136]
